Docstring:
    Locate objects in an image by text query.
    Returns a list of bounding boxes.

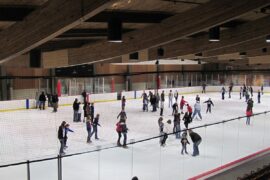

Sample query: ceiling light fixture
[209,26,220,42]
[108,17,122,43]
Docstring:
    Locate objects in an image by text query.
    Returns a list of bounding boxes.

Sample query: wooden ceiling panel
[0,0,47,6]
[109,0,210,14]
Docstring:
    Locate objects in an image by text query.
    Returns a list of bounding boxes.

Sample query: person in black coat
[188,129,202,156]
[90,103,95,121]
[58,121,66,155]
[183,112,191,129]
[90,114,101,140]
[82,90,87,103]
[73,98,80,122]
[161,91,165,102]
[51,94,59,112]
[39,92,46,110]
[151,94,157,112]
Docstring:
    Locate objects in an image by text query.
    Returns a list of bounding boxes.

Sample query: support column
[0,66,7,100]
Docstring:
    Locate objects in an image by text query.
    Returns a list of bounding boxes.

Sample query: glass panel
[62,151,99,180]
[31,159,58,180]
[0,164,27,180]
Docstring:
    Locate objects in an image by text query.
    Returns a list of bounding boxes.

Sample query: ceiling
[0,0,269,67]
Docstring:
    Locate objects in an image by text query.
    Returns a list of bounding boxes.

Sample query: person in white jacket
[192,101,202,120]
[160,119,172,146]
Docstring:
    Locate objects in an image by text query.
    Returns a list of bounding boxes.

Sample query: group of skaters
[35,91,59,112]
[57,83,263,156]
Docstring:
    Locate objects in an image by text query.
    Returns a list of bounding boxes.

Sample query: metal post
[58,155,62,180]
[27,161,31,180]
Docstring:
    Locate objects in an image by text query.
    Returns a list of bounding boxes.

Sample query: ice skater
[90,103,95,121]
[174,90,179,103]
[151,94,157,112]
[240,87,242,99]
[39,91,46,110]
[195,95,200,102]
[156,92,160,109]
[202,83,206,93]
[243,84,247,97]
[158,117,164,144]
[117,109,127,122]
[160,100,164,116]
[246,108,252,125]
[120,121,128,148]
[245,91,250,102]
[168,90,173,108]
[187,104,193,119]
[73,98,80,122]
[204,98,214,113]
[183,112,192,129]
[247,98,254,112]
[228,84,233,98]
[116,121,122,146]
[189,129,202,156]
[121,96,126,110]
[181,131,190,155]
[172,102,178,115]
[58,121,66,155]
[258,90,261,103]
[221,87,226,100]
[250,86,253,97]
[142,94,149,112]
[51,93,59,112]
[64,124,74,149]
[192,101,202,120]
[261,84,264,95]
[86,117,92,143]
[160,119,171,147]
[173,113,181,139]
[90,114,101,140]
[180,96,187,114]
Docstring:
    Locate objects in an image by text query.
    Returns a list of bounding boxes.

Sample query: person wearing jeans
[90,114,101,140]
[189,129,202,156]
[192,101,202,120]
[73,98,80,122]
[121,121,128,147]
[86,117,92,143]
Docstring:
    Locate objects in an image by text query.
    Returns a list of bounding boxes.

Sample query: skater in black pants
[240,87,242,99]
[151,94,157,112]
[51,93,59,112]
[183,112,191,129]
[173,113,181,139]
[116,121,122,146]
[160,120,171,147]
[121,121,128,148]
[172,102,178,115]
[39,92,46,110]
[58,121,66,155]
[90,103,94,121]
[250,86,253,97]
[221,87,226,100]
[160,101,164,116]
[258,90,261,103]
[204,98,214,113]
[90,114,101,140]
[228,85,233,98]
[181,131,190,155]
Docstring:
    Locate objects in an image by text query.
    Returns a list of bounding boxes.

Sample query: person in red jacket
[180,96,187,114]
[187,104,193,119]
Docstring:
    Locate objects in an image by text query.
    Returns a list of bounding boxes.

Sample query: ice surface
[0,92,270,180]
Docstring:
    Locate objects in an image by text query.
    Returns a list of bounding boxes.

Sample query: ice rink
[0,91,270,180]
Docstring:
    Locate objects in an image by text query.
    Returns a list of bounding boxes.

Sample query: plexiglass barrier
[0,112,270,180]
